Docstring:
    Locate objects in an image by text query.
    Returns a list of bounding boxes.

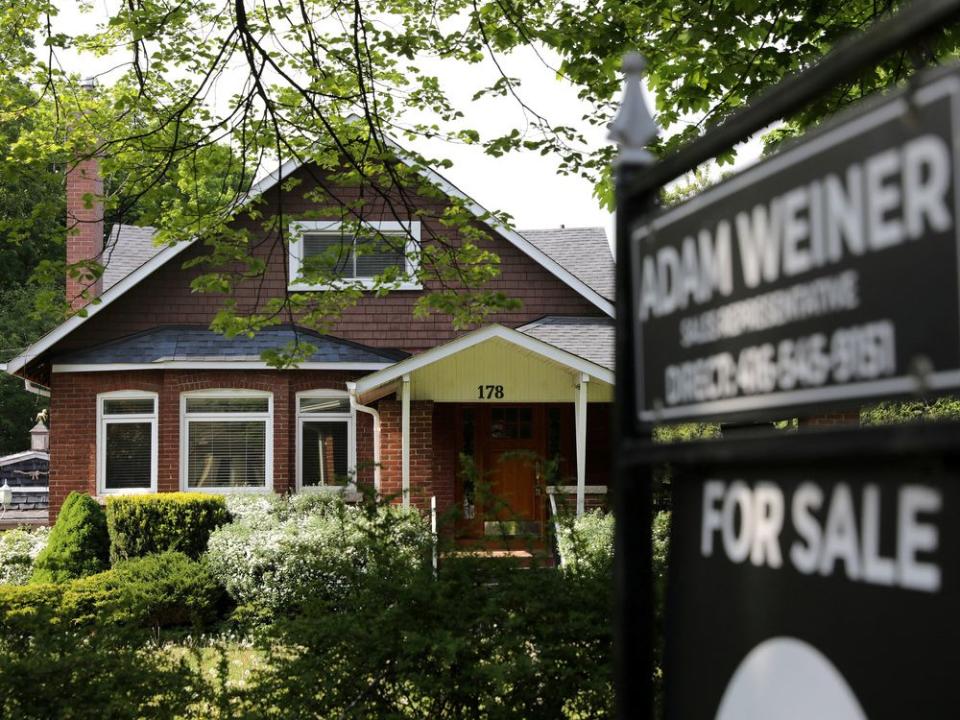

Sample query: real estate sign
[631,71,960,425]
[665,449,960,718]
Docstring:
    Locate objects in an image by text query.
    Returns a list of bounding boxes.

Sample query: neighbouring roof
[51,325,408,368]
[518,228,614,302]
[518,316,615,370]
[100,224,615,301]
[102,224,160,291]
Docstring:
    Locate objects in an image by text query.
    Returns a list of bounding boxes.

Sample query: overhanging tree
[1,1,958,366]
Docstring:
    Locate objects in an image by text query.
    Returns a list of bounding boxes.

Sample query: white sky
[48,2,767,243]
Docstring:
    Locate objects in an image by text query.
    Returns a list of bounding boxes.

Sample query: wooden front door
[455,405,546,537]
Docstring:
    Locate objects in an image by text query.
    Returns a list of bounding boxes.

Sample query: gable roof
[6,135,614,379]
[51,325,406,371]
[518,315,614,370]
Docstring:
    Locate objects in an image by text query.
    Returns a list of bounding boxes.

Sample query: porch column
[401,374,411,508]
[575,372,589,517]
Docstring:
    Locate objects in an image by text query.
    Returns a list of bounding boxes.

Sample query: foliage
[4,551,223,633]
[0,584,207,719]
[556,508,614,572]
[206,494,431,613]
[0,525,49,585]
[244,556,613,718]
[31,492,109,583]
[651,511,671,717]
[2,2,946,353]
[861,396,960,425]
[106,492,230,562]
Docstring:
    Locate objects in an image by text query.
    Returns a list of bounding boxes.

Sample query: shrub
[0,526,49,585]
[68,551,225,629]
[556,509,614,572]
[107,492,230,561]
[206,495,430,612]
[31,492,109,583]
[1,552,224,635]
[246,556,614,718]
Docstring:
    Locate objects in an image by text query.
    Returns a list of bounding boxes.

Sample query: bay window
[296,391,356,491]
[97,391,158,494]
[181,390,273,492]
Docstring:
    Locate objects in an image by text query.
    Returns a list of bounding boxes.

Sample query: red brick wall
[53,162,604,356]
[377,398,446,514]
[65,157,104,310]
[49,369,365,519]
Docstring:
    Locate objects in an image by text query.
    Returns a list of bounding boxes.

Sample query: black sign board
[664,437,960,718]
[631,70,960,426]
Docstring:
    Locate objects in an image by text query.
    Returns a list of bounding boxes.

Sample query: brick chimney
[65,78,103,311]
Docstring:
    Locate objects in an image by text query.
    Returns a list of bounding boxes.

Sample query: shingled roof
[102,224,160,291]
[518,315,614,370]
[518,227,615,302]
[51,325,408,367]
[102,224,615,300]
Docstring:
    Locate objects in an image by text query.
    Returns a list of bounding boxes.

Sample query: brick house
[2,144,615,542]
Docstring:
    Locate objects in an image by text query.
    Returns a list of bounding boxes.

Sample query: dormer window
[288,220,421,291]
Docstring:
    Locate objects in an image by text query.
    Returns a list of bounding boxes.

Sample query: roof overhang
[354,324,614,404]
[51,361,393,373]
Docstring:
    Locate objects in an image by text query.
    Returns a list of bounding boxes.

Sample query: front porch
[355,324,615,545]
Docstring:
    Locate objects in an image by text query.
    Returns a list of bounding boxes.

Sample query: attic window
[288,220,421,291]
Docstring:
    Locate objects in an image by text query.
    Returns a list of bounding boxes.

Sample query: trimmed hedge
[31,492,109,584]
[106,493,230,561]
[0,552,224,633]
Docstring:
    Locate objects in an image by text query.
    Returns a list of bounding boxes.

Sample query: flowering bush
[0,526,49,585]
[206,495,430,612]
[556,509,614,572]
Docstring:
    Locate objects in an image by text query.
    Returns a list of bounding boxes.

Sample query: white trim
[52,361,392,373]
[9,486,50,494]
[354,324,614,397]
[401,374,411,509]
[288,220,422,291]
[5,240,193,376]
[575,373,589,518]
[0,450,49,467]
[96,390,159,496]
[547,485,608,495]
[294,389,357,492]
[179,389,274,494]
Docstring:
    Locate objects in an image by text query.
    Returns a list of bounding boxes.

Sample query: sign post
[611,2,960,719]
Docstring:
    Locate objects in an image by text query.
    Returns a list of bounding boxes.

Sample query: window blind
[103,398,155,415]
[300,397,351,414]
[187,420,267,488]
[302,232,404,279]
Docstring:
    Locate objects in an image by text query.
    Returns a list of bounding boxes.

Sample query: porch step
[442,548,556,568]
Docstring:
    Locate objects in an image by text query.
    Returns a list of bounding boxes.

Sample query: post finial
[608,52,659,167]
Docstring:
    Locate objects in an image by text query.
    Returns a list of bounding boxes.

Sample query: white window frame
[295,389,357,493]
[288,220,421,291]
[96,390,158,495]
[179,389,274,494]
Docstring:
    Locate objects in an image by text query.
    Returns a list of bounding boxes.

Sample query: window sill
[288,280,422,292]
[182,486,274,495]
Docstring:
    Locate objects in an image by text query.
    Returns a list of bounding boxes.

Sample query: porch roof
[353,324,614,404]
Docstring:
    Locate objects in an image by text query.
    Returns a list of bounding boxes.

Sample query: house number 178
[477,385,504,399]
